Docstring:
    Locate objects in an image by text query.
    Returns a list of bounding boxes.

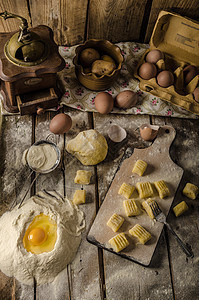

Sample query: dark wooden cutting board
[87,125,184,266]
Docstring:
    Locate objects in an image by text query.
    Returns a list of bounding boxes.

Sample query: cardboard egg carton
[134,10,199,115]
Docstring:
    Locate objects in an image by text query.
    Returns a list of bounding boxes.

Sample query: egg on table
[0,190,85,285]
[94,92,114,114]
[115,90,138,109]
[49,113,72,134]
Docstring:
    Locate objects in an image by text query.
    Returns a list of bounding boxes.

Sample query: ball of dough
[66,130,108,165]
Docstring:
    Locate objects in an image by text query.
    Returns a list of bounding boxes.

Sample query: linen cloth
[58,42,198,119]
[1,41,198,119]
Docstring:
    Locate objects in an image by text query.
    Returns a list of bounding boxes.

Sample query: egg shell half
[49,113,72,134]
[94,92,114,114]
[140,124,159,141]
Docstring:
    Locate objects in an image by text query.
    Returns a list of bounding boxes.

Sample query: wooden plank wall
[0,0,198,46]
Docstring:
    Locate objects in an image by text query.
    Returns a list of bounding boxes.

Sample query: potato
[92,60,116,76]
[80,48,100,67]
[101,54,116,65]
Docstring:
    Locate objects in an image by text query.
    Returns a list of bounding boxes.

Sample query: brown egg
[139,62,157,80]
[183,65,198,84]
[193,87,199,102]
[49,113,72,134]
[115,90,138,109]
[140,124,159,141]
[145,49,164,64]
[157,70,174,88]
[94,92,114,114]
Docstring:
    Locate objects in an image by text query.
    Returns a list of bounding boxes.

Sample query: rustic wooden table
[0,108,198,300]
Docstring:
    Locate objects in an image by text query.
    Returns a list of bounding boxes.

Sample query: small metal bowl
[73,39,124,91]
[26,140,61,174]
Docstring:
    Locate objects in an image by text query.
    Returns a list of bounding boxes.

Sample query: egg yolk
[23,213,57,254]
[28,228,46,246]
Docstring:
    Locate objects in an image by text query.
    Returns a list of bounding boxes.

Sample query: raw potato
[66,129,108,165]
[101,54,116,64]
[92,60,116,76]
[80,48,100,67]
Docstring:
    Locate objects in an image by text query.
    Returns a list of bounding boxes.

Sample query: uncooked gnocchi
[118,182,135,199]
[136,182,153,199]
[154,180,170,199]
[107,213,124,232]
[123,199,140,217]
[132,160,147,176]
[129,224,151,244]
[108,233,129,252]
[74,170,92,185]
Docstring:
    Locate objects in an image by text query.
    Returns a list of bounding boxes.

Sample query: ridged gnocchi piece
[142,198,155,219]
[107,213,124,232]
[183,183,199,200]
[118,182,135,199]
[108,232,129,252]
[132,160,147,176]
[73,190,86,205]
[173,201,188,217]
[123,199,140,217]
[129,224,151,244]
[136,182,153,199]
[154,180,170,199]
[74,170,92,184]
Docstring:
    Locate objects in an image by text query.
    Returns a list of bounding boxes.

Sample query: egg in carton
[134,10,199,115]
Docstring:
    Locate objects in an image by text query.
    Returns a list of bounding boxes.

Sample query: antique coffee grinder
[0,11,65,115]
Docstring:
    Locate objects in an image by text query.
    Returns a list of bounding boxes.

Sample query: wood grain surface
[144,0,199,42]
[0,110,198,300]
[29,0,89,46]
[0,0,30,33]
[87,0,148,42]
[0,1,198,299]
[88,125,184,266]
[0,0,198,45]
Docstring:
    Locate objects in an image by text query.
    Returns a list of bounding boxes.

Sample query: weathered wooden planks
[0,0,199,46]
[64,110,102,300]
[87,0,148,42]
[32,111,69,300]
[164,117,199,300]
[0,114,34,299]
[0,1,30,32]
[93,113,173,300]
[144,0,199,42]
[29,0,89,45]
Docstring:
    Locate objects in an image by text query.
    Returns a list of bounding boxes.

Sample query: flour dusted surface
[0,191,85,285]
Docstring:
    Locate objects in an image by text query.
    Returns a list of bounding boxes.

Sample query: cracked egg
[0,191,85,285]
[23,213,57,254]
